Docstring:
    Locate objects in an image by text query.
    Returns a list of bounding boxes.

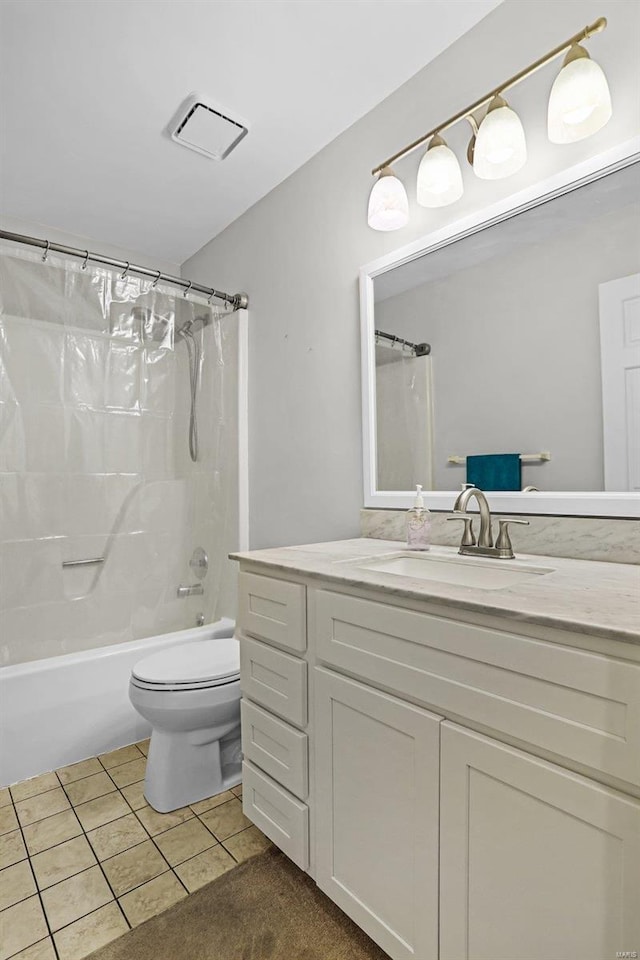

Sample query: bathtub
[0,618,235,787]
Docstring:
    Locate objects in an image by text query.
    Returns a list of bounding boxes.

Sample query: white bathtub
[0,618,235,787]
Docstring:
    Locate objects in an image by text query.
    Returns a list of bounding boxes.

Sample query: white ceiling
[0,0,500,265]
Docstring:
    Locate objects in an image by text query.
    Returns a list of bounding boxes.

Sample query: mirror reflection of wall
[373,162,640,493]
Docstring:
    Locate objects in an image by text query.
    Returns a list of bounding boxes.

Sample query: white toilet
[129,625,242,813]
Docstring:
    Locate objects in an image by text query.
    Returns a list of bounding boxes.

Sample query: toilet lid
[132,637,240,686]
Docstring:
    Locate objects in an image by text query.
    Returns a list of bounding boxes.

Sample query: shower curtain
[0,242,240,666]
[375,343,434,491]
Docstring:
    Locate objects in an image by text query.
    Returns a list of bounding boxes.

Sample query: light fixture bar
[371,17,607,176]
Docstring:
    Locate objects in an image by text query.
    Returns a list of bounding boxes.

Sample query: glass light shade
[473,96,527,180]
[367,167,409,231]
[416,135,463,208]
[548,48,612,143]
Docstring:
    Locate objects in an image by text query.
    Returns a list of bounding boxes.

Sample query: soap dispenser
[406,484,431,551]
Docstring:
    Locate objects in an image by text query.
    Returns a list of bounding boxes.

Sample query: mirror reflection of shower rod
[0,229,249,311]
[375,330,431,356]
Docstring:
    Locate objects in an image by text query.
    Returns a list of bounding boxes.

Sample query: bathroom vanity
[232,539,640,960]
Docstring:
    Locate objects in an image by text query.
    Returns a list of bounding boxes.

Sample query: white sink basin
[354,552,554,590]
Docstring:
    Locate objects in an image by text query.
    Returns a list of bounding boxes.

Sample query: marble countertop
[230,538,640,645]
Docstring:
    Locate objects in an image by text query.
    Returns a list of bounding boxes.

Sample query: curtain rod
[0,230,249,311]
[375,329,431,356]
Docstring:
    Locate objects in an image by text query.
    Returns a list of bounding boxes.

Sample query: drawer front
[313,589,640,788]
[240,635,308,727]
[242,761,309,870]
[241,698,309,800]
[238,571,307,652]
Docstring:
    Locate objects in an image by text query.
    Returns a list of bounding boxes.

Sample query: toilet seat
[131,637,240,692]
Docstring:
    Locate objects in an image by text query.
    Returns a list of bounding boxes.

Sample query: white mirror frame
[360,137,640,518]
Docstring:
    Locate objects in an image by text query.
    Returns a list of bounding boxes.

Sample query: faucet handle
[495,518,529,555]
[447,513,476,547]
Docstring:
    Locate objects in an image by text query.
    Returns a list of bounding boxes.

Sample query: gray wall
[182,0,640,548]
[375,203,640,492]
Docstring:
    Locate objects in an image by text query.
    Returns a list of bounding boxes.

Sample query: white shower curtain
[375,343,434,491]
[0,242,239,665]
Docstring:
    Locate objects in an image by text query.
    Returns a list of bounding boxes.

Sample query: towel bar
[447,452,551,465]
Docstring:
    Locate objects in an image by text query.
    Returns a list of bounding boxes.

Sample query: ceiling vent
[169,93,248,161]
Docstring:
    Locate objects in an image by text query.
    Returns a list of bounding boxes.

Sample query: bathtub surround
[0,750,267,960]
[0,245,241,667]
[361,510,640,566]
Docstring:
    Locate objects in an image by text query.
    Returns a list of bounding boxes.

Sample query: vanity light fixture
[368,17,610,230]
[416,134,464,207]
[367,166,409,231]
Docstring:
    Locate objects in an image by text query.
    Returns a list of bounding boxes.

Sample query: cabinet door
[315,667,441,960]
[440,722,640,960]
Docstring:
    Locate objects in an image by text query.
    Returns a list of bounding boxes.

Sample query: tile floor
[0,742,271,960]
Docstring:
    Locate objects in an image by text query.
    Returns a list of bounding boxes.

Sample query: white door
[314,667,442,960]
[599,273,640,490]
[440,722,640,960]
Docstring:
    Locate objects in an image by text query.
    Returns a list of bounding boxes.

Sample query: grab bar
[177,584,204,598]
[62,558,105,568]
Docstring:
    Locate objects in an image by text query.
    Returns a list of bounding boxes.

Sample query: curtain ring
[42,241,50,262]
[183,280,193,298]
[121,262,130,280]
[82,250,89,270]
[151,270,161,289]
[207,291,215,305]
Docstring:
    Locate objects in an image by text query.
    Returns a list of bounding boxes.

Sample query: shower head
[175,313,212,340]
[130,305,212,345]
[174,297,213,340]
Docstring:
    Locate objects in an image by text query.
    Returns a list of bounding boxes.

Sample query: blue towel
[466,454,521,491]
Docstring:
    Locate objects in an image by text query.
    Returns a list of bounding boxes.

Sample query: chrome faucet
[448,484,529,559]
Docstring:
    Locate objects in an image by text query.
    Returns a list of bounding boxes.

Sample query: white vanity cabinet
[439,722,640,960]
[236,564,640,960]
[314,667,441,960]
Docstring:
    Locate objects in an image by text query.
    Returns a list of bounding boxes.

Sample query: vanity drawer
[241,698,309,800]
[313,589,640,788]
[242,760,309,871]
[238,571,307,653]
[239,634,308,728]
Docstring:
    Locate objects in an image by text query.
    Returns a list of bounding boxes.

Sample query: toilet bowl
[129,629,242,812]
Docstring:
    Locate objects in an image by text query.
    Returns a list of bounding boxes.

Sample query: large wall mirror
[360,143,640,517]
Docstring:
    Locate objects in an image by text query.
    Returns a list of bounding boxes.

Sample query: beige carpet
[89,847,390,960]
